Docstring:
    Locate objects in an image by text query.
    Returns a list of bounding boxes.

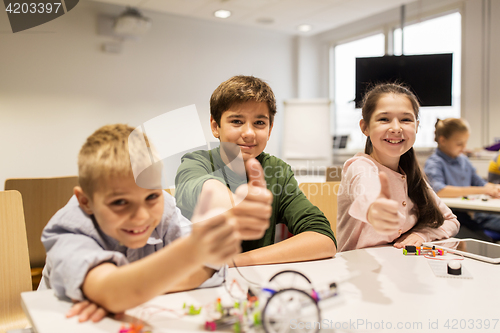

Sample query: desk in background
[22,247,500,333]
[441,197,500,214]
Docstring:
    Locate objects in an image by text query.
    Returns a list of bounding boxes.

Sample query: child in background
[337,83,459,252]
[488,151,500,184]
[40,124,270,322]
[175,75,336,266]
[424,118,500,232]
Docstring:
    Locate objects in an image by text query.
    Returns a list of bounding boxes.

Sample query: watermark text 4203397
[3,0,79,33]
[6,2,62,14]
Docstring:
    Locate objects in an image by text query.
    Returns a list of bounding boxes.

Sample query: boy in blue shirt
[425,118,500,233]
[40,124,270,322]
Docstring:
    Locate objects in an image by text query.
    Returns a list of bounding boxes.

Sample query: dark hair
[434,118,469,142]
[210,75,277,125]
[362,83,444,229]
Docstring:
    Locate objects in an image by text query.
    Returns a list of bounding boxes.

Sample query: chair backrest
[299,182,340,236]
[4,176,79,268]
[0,190,32,332]
[164,188,175,196]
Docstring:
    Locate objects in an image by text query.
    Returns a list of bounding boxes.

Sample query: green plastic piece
[187,305,202,315]
[233,321,241,333]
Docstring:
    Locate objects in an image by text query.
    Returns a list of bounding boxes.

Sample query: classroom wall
[461,0,500,149]
[0,1,295,190]
[295,35,329,99]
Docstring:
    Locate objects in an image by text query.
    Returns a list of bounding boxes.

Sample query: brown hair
[78,124,155,196]
[361,83,444,229]
[434,118,469,142]
[210,75,277,125]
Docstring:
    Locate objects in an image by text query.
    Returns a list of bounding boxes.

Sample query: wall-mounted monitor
[355,53,453,108]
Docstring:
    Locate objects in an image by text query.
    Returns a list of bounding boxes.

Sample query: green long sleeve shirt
[174,147,336,252]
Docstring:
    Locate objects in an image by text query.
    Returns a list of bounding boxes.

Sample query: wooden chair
[4,176,79,290]
[299,182,340,237]
[0,191,32,333]
[164,188,175,196]
[326,165,342,182]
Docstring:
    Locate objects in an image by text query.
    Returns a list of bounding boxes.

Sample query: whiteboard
[282,99,331,161]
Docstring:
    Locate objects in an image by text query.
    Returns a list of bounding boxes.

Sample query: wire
[231,258,261,286]
[424,253,464,261]
[223,278,246,301]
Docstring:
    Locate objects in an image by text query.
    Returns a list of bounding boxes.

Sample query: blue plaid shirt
[424,148,486,193]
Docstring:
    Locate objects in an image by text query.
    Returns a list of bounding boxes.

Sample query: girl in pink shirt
[337,83,459,251]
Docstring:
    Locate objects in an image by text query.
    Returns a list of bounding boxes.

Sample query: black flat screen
[355,54,453,108]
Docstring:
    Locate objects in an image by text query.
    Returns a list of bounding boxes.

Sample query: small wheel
[262,288,321,333]
[267,270,313,293]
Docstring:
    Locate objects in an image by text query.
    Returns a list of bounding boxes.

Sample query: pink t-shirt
[337,153,459,252]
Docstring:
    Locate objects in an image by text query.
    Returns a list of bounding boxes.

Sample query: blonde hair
[434,118,470,142]
[78,124,156,196]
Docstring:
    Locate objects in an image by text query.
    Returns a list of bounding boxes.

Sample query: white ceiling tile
[95,0,143,7]
[139,0,210,15]
[229,0,281,10]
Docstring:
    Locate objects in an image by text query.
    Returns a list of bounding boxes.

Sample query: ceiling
[92,0,417,36]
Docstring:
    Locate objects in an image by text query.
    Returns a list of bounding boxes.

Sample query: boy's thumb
[378,172,391,199]
[246,158,266,188]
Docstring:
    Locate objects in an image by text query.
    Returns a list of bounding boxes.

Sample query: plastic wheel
[262,288,321,333]
[267,270,313,294]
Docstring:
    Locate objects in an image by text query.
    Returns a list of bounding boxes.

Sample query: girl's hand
[66,300,123,323]
[393,232,425,248]
[367,172,400,235]
[484,183,500,198]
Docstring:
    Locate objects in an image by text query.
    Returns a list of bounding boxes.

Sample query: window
[394,12,461,147]
[333,12,461,149]
[333,33,385,149]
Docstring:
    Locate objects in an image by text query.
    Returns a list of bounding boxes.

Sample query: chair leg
[30,267,43,291]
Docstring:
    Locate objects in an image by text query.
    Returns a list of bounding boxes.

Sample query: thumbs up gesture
[190,188,241,265]
[366,172,400,235]
[230,158,273,240]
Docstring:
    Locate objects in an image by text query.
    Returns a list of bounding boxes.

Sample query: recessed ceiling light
[297,24,313,32]
[214,9,231,19]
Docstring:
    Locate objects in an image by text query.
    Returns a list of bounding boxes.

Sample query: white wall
[461,0,500,149]
[295,35,329,99]
[486,0,500,144]
[0,1,295,189]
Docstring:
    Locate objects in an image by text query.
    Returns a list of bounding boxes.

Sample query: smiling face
[438,130,470,158]
[360,93,419,170]
[211,100,273,161]
[75,174,164,249]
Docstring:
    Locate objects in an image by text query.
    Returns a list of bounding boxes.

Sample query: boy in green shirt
[175,75,336,266]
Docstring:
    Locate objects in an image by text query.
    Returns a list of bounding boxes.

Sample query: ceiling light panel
[297,24,312,32]
[214,9,231,18]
